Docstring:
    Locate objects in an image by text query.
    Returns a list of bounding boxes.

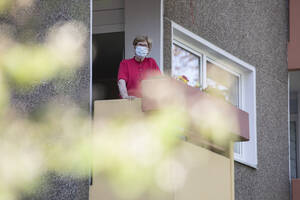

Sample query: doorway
[92,32,124,101]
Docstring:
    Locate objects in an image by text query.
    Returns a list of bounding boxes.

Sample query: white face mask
[135,46,149,58]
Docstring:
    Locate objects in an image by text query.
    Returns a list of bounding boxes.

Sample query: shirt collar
[133,57,147,64]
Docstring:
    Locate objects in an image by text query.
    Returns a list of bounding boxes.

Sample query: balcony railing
[90,78,250,200]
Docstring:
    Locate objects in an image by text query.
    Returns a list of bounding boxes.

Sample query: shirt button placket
[139,62,143,79]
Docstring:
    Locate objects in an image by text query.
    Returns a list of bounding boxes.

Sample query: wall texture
[164,0,289,199]
[0,0,91,199]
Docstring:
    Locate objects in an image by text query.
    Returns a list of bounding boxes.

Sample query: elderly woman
[118,36,161,99]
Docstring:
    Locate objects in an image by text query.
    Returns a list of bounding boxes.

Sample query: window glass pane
[206,61,241,155]
[290,121,297,178]
[206,61,239,107]
[172,44,200,87]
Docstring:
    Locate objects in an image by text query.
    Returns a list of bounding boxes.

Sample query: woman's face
[134,40,149,58]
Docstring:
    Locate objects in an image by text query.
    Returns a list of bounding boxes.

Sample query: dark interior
[92,32,125,101]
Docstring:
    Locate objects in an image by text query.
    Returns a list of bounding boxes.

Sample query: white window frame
[205,58,245,160]
[172,41,203,88]
[171,22,257,168]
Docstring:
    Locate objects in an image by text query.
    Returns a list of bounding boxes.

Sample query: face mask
[135,46,149,57]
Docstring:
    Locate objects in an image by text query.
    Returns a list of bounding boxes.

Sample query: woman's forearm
[118,79,129,99]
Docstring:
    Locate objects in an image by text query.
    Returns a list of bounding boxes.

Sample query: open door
[92,0,125,101]
[92,32,124,100]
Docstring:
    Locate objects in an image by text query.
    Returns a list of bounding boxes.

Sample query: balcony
[90,79,249,200]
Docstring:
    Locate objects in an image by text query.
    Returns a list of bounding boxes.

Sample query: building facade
[2,0,295,199]
[163,1,289,199]
[93,0,290,199]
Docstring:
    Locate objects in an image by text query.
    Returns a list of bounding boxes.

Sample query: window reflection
[206,61,239,107]
[172,44,200,87]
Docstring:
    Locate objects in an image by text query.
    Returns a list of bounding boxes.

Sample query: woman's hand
[122,94,136,100]
[125,96,136,100]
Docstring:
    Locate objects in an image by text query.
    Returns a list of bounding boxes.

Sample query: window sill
[234,157,257,169]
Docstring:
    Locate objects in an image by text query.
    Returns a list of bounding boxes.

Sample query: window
[172,44,201,88]
[171,22,257,168]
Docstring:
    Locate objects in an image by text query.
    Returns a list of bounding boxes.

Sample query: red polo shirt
[118,57,161,98]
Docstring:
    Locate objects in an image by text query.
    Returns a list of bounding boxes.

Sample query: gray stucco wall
[0,0,90,199]
[164,0,289,199]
